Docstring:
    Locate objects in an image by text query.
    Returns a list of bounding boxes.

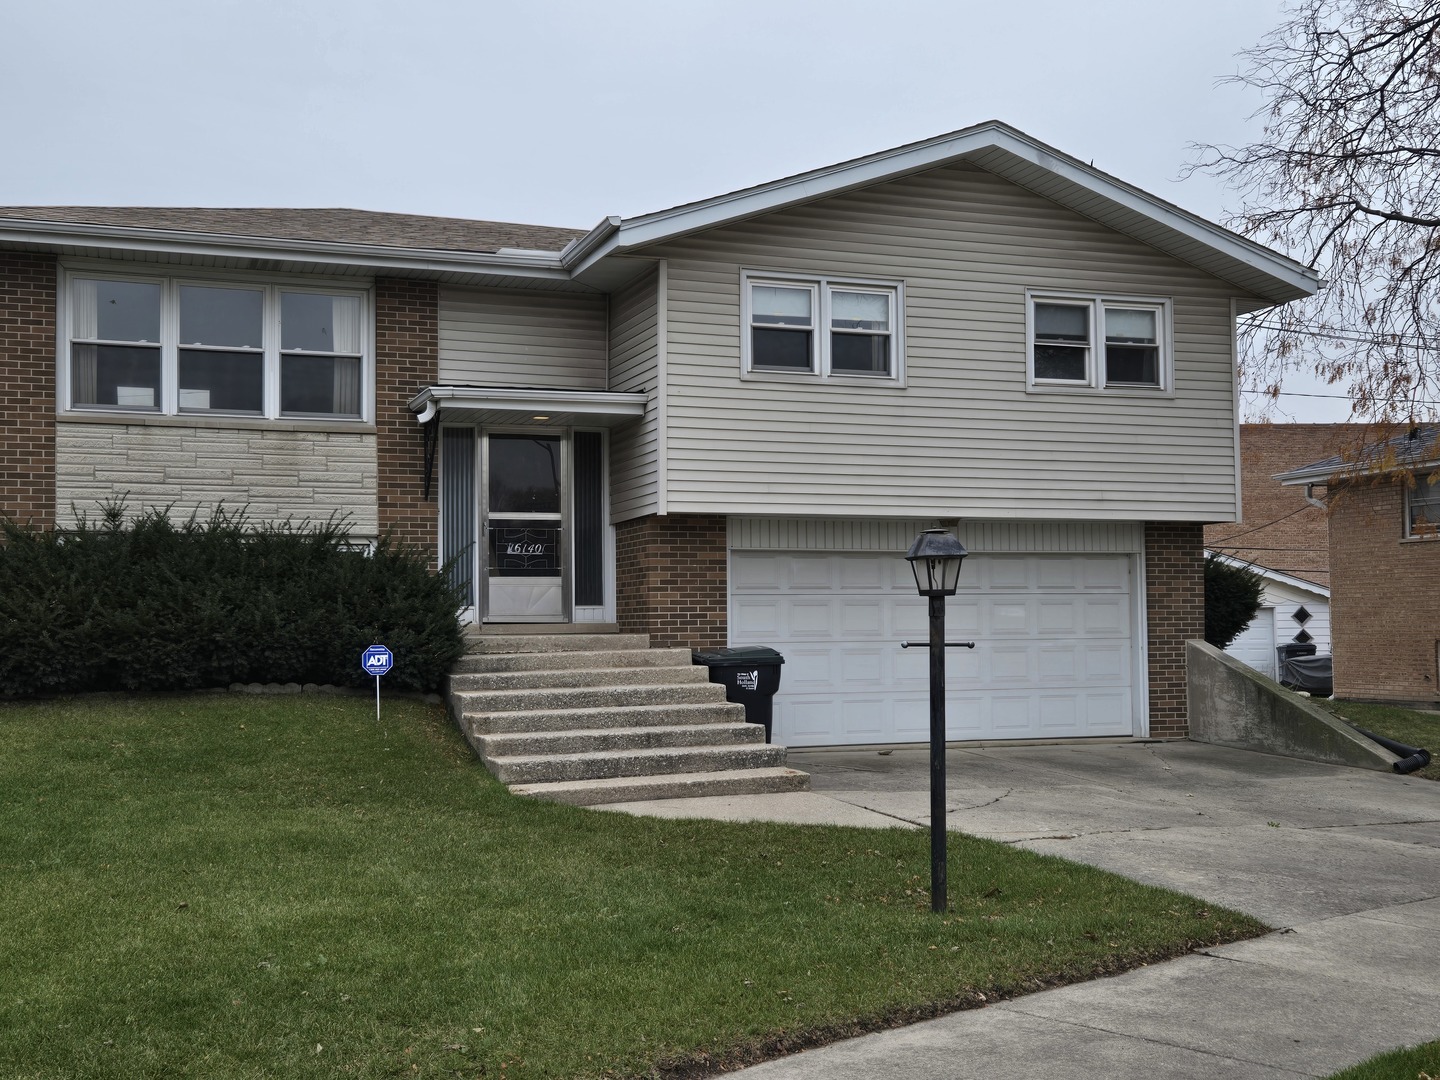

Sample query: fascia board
[569,124,1321,303]
[407,385,646,418]
[0,219,572,280]
[1207,551,1331,598]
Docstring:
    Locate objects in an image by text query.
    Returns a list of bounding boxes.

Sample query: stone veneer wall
[1328,480,1440,705]
[616,514,728,649]
[0,252,57,527]
[54,421,378,532]
[375,278,439,564]
[1145,522,1206,738]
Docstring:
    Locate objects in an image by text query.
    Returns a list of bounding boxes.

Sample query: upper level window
[65,271,367,420]
[1029,292,1169,392]
[1407,473,1440,538]
[744,272,901,381]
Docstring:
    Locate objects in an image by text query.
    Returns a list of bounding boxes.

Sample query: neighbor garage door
[730,552,1138,746]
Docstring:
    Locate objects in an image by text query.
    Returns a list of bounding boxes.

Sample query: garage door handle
[900,641,976,649]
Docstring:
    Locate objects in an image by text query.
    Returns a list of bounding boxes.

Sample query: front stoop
[446,632,810,805]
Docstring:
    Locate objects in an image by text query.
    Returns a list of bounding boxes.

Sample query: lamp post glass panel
[904,529,968,913]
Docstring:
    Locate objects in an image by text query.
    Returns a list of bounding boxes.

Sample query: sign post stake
[360,645,394,725]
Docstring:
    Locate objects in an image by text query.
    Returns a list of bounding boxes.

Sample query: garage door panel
[989,645,1033,683]
[732,598,782,636]
[837,645,884,686]
[789,600,835,636]
[732,551,1138,746]
[1082,597,1130,637]
[989,600,1031,635]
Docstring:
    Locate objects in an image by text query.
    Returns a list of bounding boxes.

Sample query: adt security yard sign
[361,645,393,721]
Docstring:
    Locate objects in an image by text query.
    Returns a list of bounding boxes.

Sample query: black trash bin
[692,646,784,743]
[1276,642,1333,696]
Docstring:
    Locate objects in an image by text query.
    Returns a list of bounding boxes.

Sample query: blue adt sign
[361,645,393,676]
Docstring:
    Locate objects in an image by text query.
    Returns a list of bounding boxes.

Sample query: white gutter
[0,218,577,280]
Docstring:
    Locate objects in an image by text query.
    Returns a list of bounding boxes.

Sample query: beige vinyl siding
[607,266,662,521]
[438,285,607,388]
[643,161,1243,522]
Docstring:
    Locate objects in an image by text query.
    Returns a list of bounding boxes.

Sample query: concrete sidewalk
[601,741,1440,1078]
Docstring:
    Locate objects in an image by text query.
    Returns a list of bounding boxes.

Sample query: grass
[1328,1039,1440,1079]
[0,694,1267,1078]
[1316,699,1440,781]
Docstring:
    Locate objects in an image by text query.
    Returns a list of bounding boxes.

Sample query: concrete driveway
[605,740,1440,1078]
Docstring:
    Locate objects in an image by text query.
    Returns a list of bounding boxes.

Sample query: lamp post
[904,528,969,914]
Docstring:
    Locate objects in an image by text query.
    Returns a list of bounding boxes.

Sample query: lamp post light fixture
[904,528,970,914]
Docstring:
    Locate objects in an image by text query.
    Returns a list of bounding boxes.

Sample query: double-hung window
[744,273,901,380]
[1407,473,1440,538]
[1028,292,1169,392]
[65,271,367,420]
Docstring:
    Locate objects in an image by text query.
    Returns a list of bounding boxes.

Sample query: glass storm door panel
[485,434,566,621]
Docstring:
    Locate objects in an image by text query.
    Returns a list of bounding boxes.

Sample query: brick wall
[0,252,57,527]
[1145,522,1205,737]
[615,514,727,648]
[1204,424,1350,588]
[1328,480,1440,705]
[374,278,438,563]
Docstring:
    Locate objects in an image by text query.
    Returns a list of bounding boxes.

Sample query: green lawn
[1328,1039,1440,1079]
[0,695,1266,1078]
[1318,699,1440,781]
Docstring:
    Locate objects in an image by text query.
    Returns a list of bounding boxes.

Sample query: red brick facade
[0,252,57,528]
[374,278,438,564]
[1204,424,1350,588]
[1327,480,1440,706]
[615,514,727,649]
[1145,522,1205,737]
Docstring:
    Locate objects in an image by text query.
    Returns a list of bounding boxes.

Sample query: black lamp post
[904,528,969,914]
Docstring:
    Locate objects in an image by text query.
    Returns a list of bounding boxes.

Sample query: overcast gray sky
[1,0,1352,421]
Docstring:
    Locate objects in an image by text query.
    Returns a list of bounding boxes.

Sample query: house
[1278,426,1440,707]
[0,121,1319,747]
[1204,424,1349,678]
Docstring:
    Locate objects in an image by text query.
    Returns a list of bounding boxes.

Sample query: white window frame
[741,270,904,384]
[1026,290,1172,394]
[1405,472,1440,539]
[58,266,373,423]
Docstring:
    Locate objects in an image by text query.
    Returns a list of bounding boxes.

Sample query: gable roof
[1277,425,1440,485]
[0,122,1323,302]
[1206,552,1330,600]
[0,207,582,255]
[570,120,1322,303]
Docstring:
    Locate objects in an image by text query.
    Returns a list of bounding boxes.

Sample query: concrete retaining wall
[1186,639,1396,771]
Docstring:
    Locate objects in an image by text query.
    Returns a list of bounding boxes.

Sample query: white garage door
[1226,607,1277,678]
[731,552,1138,747]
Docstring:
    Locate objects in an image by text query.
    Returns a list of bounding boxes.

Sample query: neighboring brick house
[0,121,1321,744]
[1203,424,1351,678]
[1278,426,1440,706]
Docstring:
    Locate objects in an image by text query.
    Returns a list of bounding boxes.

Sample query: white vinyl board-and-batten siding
[641,160,1247,522]
[438,286,607,389]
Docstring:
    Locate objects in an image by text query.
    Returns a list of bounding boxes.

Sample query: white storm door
[483,433,567,622]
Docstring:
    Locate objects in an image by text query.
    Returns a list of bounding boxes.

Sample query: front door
[484,432,567,622]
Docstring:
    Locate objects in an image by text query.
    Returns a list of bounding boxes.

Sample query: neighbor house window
[744,272,901,380]
[1407,473,1440,538]
[1028,292,1169,391]
[66,271,368,420]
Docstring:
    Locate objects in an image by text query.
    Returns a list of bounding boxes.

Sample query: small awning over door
[408,386,647,427]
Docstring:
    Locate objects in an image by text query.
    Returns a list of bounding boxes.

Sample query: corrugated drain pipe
[1349,725,1433,775]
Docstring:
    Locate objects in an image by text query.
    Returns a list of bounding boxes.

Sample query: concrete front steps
[447,632,809,806]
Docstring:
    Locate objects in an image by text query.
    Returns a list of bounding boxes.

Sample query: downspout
[1302,482,1327,511]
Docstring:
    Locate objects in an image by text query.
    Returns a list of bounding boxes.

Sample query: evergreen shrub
[1204,554,1265,650]
[0,506,465,697]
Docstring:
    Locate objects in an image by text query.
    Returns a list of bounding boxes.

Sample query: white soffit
[573,122,1319,305]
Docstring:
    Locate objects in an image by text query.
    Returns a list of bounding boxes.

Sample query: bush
[0,506,465,697]
[1204,554,1265,650]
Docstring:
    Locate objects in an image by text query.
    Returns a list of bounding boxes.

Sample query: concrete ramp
[1186,639,1397,771]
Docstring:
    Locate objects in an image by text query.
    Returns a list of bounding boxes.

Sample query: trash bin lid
[691,646,785,666]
